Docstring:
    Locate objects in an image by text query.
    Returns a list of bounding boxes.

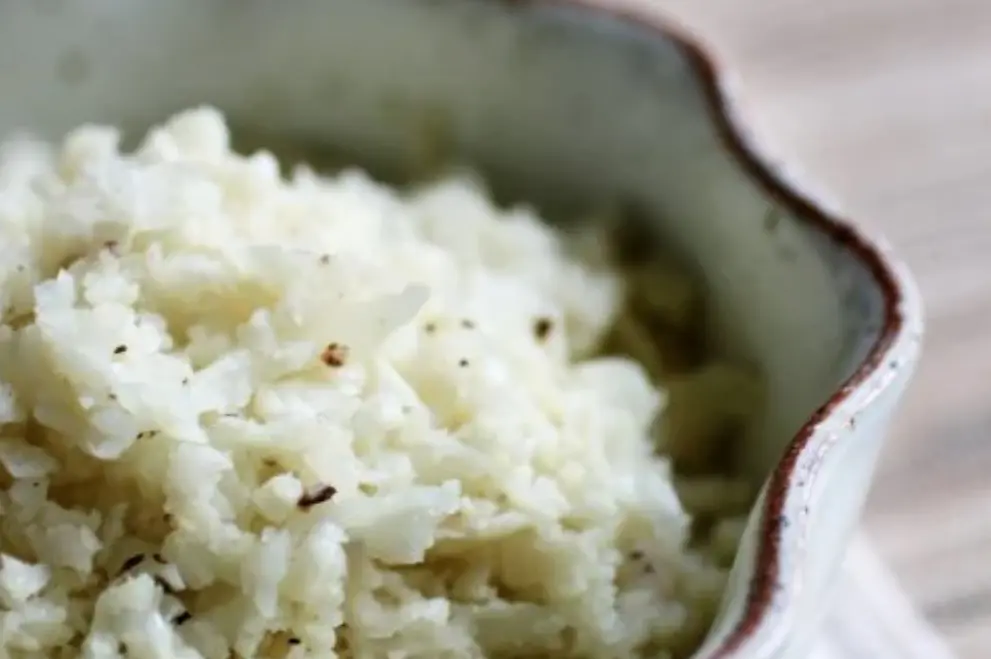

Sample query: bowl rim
[501,0,922,655]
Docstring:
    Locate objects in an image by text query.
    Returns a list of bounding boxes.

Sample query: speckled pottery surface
[0,0,924,657]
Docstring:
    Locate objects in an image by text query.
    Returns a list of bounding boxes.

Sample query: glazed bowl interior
[0,1,883,501]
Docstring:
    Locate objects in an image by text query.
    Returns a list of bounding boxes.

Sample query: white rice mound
[0,108,739,659]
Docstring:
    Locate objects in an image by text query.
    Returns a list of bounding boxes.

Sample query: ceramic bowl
[0,0,923,656]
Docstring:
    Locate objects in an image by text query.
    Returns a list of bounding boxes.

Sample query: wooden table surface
[644,1,990,656]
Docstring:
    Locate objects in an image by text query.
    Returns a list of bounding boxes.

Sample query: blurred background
[652,0,989,656]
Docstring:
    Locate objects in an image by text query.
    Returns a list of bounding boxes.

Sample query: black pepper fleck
[297,484,337,509]
[320,342,348,367]
[113,345,127,355]
[458,358,469,367]
[533,317,553,341]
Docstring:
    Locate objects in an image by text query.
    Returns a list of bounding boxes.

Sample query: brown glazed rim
[506,0,908,656]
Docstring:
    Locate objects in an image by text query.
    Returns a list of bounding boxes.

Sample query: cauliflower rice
[0,108,752,659]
